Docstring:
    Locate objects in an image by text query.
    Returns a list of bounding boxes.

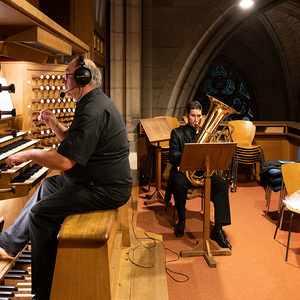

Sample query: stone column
[110,0,141,185]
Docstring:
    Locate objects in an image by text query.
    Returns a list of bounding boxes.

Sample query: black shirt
[169,124,196,168]
[57,88,132,185]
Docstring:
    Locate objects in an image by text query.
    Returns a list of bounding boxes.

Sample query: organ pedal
[0,246,34,299]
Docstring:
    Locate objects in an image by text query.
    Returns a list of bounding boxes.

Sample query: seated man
[166,100,232,249]
[0,57,132,300]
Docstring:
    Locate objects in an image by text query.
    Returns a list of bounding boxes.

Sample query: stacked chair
[228,120,265,192]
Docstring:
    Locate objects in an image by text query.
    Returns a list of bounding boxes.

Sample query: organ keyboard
[0,132,51,200]
[0,139,39,164]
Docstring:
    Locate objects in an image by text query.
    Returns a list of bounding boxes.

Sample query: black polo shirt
[57,88,132,185]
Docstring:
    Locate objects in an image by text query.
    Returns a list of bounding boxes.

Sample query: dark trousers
[0,175,131,296]
[171,171,231,226]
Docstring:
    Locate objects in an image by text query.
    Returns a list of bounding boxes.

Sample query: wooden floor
[0,186,169,300]
[115,186,169,300]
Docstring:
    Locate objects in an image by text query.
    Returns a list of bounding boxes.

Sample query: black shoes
[174,220,185,237]
[0,238,19,258]
[210,229,232,250]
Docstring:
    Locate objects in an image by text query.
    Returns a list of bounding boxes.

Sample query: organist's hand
[6,151,30,168]
[38,109,58,129]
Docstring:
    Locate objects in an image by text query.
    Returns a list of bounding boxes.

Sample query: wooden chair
[228,120,264,192]
[274,163,300,262]
[229,120,256,146]
[143,116,180,190]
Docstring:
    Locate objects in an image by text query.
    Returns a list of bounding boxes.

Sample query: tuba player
[165,101,232,249]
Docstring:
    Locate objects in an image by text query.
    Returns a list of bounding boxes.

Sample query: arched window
[193,61,256,121]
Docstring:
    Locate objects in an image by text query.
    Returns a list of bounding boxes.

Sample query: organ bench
[50,202,130,300]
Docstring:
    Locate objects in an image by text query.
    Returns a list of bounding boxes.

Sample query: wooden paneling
[0,0,89,61]
[1,61,75,148]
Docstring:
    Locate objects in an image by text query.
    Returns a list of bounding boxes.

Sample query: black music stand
[179,142,236,267]
[140,118,172,205]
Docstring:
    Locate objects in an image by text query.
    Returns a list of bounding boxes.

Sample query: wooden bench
[50,203,130,300]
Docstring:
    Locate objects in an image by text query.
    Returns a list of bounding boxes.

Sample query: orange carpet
[136,182,300,300]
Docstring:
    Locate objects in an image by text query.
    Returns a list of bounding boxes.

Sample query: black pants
[0,175,131,296]
[171,171,231,226]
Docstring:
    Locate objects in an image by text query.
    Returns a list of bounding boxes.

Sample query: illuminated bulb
[239,0,254,8]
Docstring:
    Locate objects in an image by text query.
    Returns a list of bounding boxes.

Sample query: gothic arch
[160,0,288,119]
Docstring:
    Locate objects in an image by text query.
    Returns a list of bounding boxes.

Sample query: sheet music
[0,77,14,116]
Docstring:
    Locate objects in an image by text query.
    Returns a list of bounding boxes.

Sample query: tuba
[186,95,238,186]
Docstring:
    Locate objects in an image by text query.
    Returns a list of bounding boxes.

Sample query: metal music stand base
[178,143,236,268]
[144,190,166,205]
[180,238,231,268]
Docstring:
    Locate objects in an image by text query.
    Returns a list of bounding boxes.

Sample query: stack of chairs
[228,120,265,192]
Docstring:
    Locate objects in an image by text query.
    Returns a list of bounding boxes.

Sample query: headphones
[74,55,92,86]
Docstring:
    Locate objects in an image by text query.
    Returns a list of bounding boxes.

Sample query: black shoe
[174,221,185,237]
[0,238,19,258]
[210,229,232,250]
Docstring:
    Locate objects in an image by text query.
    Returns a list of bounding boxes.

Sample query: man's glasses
[62,73,75,80]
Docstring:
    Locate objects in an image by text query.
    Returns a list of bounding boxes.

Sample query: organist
[0,57,132,300]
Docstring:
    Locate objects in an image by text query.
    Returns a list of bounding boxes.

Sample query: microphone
[60,85,78,98]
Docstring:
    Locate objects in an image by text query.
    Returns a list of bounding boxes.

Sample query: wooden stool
[50,203,130,300]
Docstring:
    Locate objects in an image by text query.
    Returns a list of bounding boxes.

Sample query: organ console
[0,62,75,295]
[0,132,51,200]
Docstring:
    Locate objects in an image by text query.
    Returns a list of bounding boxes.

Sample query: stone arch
[160,0,287,119]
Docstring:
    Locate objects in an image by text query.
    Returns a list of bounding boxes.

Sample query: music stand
[179,142,237,267]
[140,117,172,205]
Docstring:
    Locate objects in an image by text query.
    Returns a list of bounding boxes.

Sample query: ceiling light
[239,0,254,9]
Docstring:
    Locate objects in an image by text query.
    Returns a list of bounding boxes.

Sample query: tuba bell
[186,95,238,186]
